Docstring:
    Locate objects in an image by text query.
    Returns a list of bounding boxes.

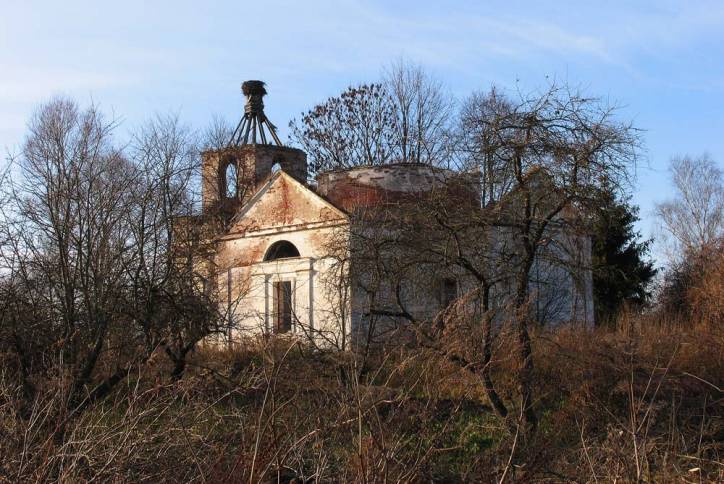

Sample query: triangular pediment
[227,171,348,235]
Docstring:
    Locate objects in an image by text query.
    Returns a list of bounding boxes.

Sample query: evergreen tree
[591,189,657,324]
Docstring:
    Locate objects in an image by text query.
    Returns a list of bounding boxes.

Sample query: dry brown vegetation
[1,313,720,482]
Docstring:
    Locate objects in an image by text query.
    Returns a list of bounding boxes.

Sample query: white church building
[187,81,594,348]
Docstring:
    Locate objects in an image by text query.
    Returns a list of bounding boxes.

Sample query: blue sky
[1,0,723,264]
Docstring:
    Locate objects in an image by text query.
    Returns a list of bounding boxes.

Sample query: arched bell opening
[224,162,238,198]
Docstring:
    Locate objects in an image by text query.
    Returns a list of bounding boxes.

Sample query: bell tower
[201,80,307,218]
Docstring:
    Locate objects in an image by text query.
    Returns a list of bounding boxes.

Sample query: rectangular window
[441,278,458,308]
[273,281,292,333]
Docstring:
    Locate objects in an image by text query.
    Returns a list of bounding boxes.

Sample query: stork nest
[242,80,267,96]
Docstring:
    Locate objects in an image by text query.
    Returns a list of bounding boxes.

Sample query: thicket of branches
[655,154,723,324]
[305,78,645,437]
[0,99,225,432]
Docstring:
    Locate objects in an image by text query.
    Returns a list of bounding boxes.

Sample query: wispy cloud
[0,67,140,104]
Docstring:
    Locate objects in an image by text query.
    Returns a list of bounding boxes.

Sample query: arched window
[271,161,282,173]
[225,163,237,198]
[264,240,300,261]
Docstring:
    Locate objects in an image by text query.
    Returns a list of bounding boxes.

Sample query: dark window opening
[264,240,300,261]
[273,281,292,333]
[440,278,458,308]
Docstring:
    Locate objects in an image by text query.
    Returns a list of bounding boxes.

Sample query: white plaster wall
[217,223,351,347]
[214,205,594,349]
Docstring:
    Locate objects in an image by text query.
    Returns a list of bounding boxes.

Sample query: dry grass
[0,316,721,482]
[526,316,722,482]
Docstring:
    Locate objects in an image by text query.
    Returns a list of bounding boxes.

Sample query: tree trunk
[479,285,509,419]
[515,270,538,433]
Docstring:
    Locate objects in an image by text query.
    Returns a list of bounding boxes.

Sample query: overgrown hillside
[1,315,721,482]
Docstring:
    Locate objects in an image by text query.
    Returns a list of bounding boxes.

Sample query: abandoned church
[184,81,594,348]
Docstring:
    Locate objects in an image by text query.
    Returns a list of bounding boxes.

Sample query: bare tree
[0,98,223,427]
[202,114,235,151]
[655,154,723,261]
[457,86,518,204]
[128,113,222,379]
[0,97,134,413]
[383,59,453,165]
[342,83,639,435]
[310,82,638,436]
[455,82,639,432]
[290,63,453,175]
[289,84,398,174]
